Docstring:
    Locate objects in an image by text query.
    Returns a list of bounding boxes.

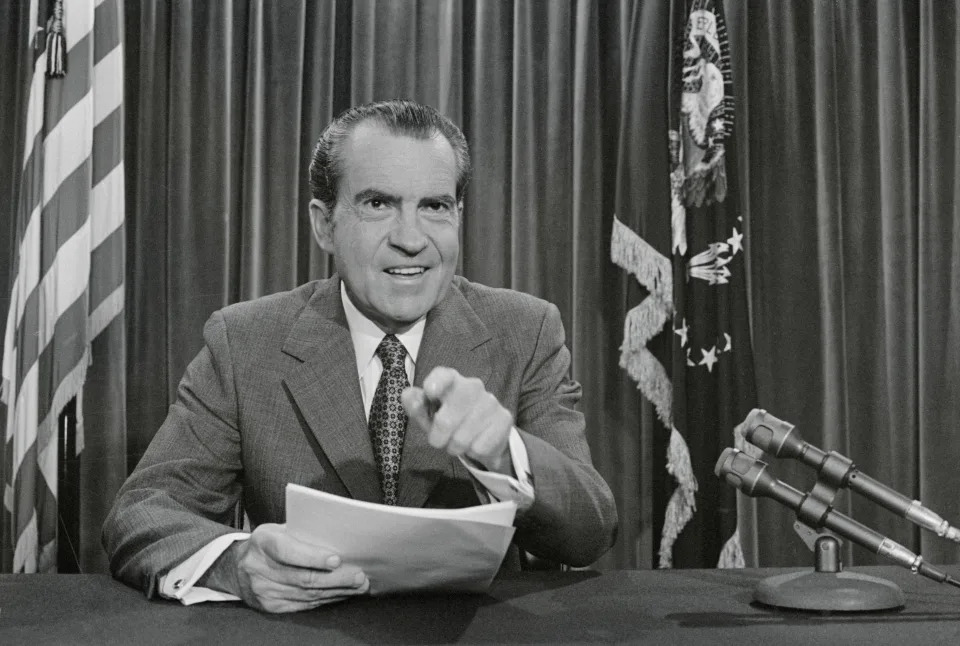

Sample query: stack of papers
[285,483,517,595]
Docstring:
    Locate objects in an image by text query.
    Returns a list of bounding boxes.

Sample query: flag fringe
[658,427,698,568]
[621,298,670,353]
[35,346,91,461]
[611,215,673,303]
[717,528,746,568]
[619,347,672,429]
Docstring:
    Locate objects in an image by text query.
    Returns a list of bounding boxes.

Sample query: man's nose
[388,208,429,255]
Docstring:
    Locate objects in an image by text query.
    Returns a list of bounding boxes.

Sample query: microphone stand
[716,438,960,612]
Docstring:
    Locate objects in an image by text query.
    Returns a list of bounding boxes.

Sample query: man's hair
[309,99,472,213]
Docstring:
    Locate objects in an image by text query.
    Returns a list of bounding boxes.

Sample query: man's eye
[423,202,451,214]
[368,199,387,209]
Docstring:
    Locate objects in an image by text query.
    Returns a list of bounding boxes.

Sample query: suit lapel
[397,282,492,507]
[281,278,382,503]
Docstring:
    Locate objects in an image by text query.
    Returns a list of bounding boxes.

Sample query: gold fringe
[619,343,672,428]
[35,347,91,461]
[611,215,673,303]
[717,528,746,568]
[658,427,698,568]
[621,298,670,353]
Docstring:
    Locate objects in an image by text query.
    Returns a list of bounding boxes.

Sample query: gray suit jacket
[103,276,618,596]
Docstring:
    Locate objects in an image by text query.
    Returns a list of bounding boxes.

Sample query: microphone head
[743,408,802,458]
[715,447,770,497]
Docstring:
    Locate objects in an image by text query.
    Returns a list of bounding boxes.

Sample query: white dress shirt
[159,284,534,604]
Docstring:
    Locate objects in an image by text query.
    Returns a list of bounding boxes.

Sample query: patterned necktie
[369,334,409,505]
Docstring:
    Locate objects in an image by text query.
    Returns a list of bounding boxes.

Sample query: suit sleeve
[512,304,619,567]
[102,311,244,597]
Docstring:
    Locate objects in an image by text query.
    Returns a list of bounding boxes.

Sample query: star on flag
[699,345,718,372]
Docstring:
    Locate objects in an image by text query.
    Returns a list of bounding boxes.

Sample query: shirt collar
[340,281,425,378]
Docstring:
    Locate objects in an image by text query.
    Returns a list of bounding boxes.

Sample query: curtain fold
[918,0,960,565]
[735,0,949,567]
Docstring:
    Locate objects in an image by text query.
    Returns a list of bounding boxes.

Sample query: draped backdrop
[2,0,960,573]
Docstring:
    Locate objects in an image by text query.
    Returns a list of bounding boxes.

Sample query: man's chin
[376,304,432,333]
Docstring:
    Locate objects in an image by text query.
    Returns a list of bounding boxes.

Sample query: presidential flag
[1,0,125,573]
[612,0,757,568]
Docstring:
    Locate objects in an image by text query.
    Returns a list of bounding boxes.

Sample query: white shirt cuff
[461,427,535,512]
[158,532,249,605]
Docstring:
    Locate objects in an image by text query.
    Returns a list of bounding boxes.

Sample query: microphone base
[754,570,905,612]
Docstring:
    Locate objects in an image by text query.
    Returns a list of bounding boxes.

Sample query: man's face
[310,122,461,333]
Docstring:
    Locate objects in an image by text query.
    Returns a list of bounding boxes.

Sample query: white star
[722,332,732,352]
[674,318,689,348]
[686,347,695,367]
[727,227,743,255]
[699,345,718,372]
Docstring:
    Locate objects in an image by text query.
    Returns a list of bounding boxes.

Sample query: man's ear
[308,198,335,254]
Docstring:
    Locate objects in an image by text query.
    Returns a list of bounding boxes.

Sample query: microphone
[742,409,960,543]
[716,447,960,589]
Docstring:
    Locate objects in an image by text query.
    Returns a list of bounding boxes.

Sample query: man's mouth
[384,266,427,277]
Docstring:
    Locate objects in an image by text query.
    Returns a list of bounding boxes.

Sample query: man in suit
[103,99,617,613]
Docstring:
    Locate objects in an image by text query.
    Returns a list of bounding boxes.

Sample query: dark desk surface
[3,567,960,645]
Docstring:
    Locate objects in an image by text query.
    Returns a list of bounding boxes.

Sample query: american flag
[1,0,124,573]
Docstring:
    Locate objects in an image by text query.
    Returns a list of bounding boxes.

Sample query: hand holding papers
[285,484,517,595]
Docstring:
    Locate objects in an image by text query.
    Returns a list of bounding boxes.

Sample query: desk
[3,567,960,645]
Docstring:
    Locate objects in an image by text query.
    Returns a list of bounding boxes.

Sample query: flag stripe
[39,160,92,279]
[16,448,38,540]
[11,159,43,325]
[41,32,92,133]
[93,0,121,64]
[90,284,124,342]
[93,51,123,125]
[90,226,124,310]
[36,295,89,422]
[63,0,95,53]
[92,108,122,183]
[38,346,90,461]
[13,507,38,573]
[14,223,91,395]
[21,54,47,168]
[8,362,38,472]
[91,163,124,250]
[42,93,93,207]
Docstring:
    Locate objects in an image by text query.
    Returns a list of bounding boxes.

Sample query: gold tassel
[45,0,66,78]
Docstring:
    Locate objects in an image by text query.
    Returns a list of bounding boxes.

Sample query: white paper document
[285,483,517,595]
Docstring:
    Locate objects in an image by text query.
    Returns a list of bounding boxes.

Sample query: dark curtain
[730,0,960,567]
[4,0,960,573]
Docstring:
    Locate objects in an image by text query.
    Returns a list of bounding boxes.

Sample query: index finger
[422,367,459,403]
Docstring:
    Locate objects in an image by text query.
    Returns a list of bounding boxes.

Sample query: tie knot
[376,334,407,371]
